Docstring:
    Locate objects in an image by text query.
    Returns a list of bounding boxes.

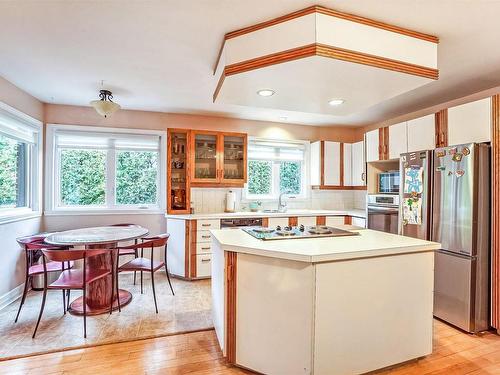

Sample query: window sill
[0,210,42,225]
[44,209,165,216]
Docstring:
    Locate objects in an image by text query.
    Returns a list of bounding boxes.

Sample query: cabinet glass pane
[223,136,244,180]
[170,132,188,210]
[194,134,217,179]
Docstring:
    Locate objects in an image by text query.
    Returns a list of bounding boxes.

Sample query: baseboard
[0,283,24,311]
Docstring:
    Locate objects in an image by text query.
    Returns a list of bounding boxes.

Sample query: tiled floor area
[0,273,212,360]
[0,319,499,374]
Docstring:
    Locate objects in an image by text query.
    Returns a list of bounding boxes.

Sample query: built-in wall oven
[367,194,399,234]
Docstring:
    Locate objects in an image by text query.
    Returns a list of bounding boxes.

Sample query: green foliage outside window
[0,135,20,207]
[116,151,158,205]
[60,149,106,205]
[280,161,301,195]
[248,160,272,195]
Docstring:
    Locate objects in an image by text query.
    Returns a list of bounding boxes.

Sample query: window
[46,125,165,212]
[0,102,41,220]
[246,139,307,200]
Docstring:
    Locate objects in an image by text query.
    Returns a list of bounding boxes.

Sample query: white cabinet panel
[407,114,435,152]
[166,219,187,277]
[196,242,212,254]
[388,122,408,159]
[324,141,341,186]
[268,217,289,228]
[310,141,321,186]
[326,216,345,226]
[196,253,212,277]
[351,141,365,186]
[365,129,380,162]
[298,216,317,227]
[352,217,366,228]
[343,143,352,187]
[197,230,213,243]
[448,98,491,145]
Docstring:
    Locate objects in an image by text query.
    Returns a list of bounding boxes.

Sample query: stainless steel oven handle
[367,206,399,213]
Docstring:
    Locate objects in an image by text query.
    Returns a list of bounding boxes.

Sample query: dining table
[45,225,149,316]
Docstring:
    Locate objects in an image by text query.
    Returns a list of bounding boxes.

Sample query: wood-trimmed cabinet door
[351,140,366,186]
[365,129,380,162]
[323,141,341,186]
[190,131,221,184]
[388,122,408,159]
[220,133,247,184]
[448,98,492,145]
[407,114,436,152]
[167,129,190,214]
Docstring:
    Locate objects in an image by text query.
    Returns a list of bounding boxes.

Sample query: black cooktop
[243,225,359,241]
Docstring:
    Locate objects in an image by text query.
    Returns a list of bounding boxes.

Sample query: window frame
[45,124,166,215]
[244,138,310,202]
[0,102,42,224]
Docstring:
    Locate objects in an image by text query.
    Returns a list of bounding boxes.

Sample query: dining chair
[116,234,173,314]
[110,223,140,285]
[15,235,73,323]
[32,248,114,339]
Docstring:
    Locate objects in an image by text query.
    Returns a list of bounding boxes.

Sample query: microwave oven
[378,171,400,194]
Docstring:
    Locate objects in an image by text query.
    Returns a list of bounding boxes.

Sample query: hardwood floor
[0,319,498,374]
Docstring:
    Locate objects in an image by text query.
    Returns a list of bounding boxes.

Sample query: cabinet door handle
[201,223,211,227]
[201,247,211,250]
[201,258,211,263]
[202,235,211,239]
[361,172,365,182]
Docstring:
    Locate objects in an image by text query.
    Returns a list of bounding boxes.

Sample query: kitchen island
[210,227,440,375]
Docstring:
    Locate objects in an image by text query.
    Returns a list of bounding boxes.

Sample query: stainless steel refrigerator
[400,143,490,333]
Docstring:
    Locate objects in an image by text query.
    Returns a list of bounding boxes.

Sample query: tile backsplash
[190,188,367,214]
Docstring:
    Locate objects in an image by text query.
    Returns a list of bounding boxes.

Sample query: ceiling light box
[213,6,438,117]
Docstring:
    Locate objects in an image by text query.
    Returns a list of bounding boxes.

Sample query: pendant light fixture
[90,89,121,118]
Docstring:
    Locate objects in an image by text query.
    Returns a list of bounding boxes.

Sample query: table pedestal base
[68,289,132,316]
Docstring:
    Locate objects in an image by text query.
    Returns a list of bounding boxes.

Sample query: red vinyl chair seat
[28,261,74,276]
[48,268,111,289]
[119,257,164,273]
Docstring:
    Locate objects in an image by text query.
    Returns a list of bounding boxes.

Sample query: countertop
[210,227,440,263]
[165,209,366,220]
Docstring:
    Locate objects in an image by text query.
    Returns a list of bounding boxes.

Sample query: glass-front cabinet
[221,134,247,183]
[191,131,220,183]
[190,131,247,185]
[167,129,190,214]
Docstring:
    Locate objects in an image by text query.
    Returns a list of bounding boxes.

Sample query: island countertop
[210,227,440,263]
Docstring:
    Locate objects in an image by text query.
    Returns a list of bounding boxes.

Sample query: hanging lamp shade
[90,90,121,118]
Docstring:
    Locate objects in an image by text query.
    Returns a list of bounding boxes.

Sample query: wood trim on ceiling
[491,94,500,330]
[225,251,238,364]
[213,44,438,101]
[223,6,439,43]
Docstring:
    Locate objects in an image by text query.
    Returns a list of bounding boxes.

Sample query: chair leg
[165,264,175,296]
[62,290,66,315]
[83,287,87,339]
[116,271,121,313]
[67,290,71,311]
[32,288,48,339]
[140,271,143,294]
[15,275,30,323]
[151,272,158,314]
[133,249,138,285]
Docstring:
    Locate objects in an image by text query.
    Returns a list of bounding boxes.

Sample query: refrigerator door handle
[436,248,477,260]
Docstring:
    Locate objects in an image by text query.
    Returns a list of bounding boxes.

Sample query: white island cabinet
[211,228,439,375]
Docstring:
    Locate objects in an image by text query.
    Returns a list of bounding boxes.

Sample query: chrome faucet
[278,192,288,213]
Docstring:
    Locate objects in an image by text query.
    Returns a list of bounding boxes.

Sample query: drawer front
[197,230,213,243]
[297,216,317,227]
[196,254,212,278]
[197,219,220,230]
[196,242,212,254]
[325,216,345,227]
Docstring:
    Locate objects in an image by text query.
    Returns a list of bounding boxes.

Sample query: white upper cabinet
[365,129,380,162]
[310,141,321,186]
[351,141,365,186]
[388,122,408,159]
[407,114,436,152]
[323,141,340,186]
[448,98,491,145]
[343,143,352,186]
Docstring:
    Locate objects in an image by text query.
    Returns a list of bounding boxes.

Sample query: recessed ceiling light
[328,98,345,106]
[279,116,288,121]
[257,89,275,97]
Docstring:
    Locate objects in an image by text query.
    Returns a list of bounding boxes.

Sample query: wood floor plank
[0,320,498,374]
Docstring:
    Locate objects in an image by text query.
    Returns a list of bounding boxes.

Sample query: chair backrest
[110,223,140,227]
[17,235,47,248]
[142,233,169,248]
[42,248,109,263]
